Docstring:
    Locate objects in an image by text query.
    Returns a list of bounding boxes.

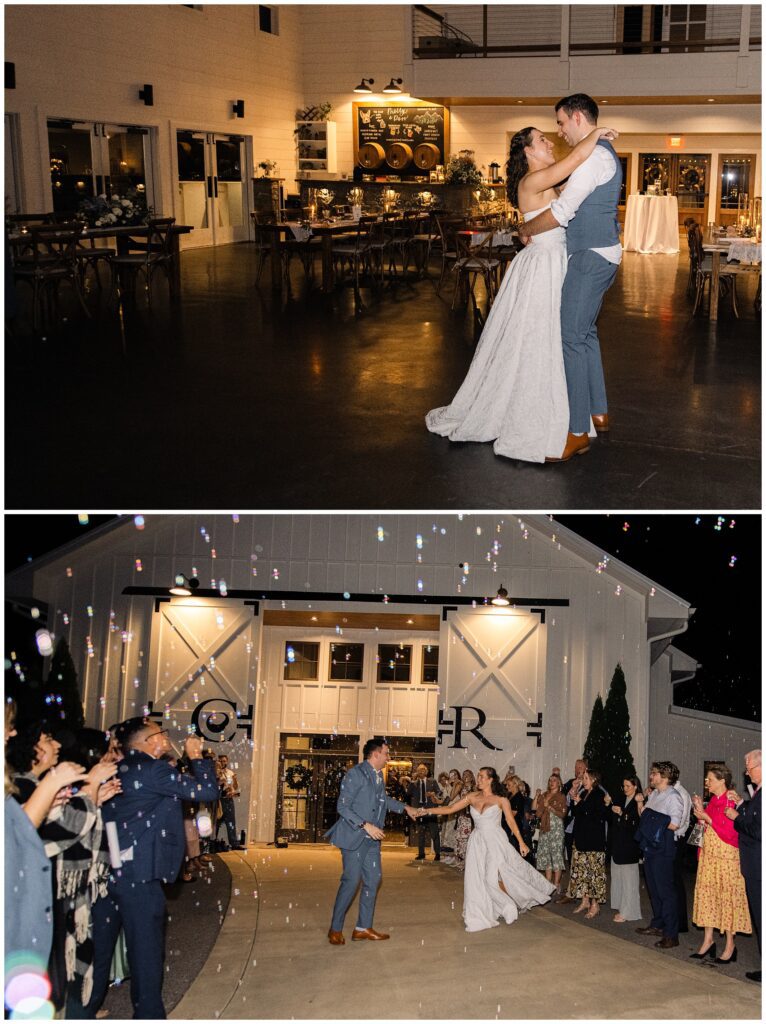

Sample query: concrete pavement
[172,845,761,1020]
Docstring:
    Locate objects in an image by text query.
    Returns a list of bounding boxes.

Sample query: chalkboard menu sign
[353,102,449,178]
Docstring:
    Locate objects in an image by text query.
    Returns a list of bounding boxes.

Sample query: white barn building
[6,514,759,844]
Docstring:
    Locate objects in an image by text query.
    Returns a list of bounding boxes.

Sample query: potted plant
[444,150,483,187]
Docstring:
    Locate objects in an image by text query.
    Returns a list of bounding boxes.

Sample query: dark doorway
[622,6,643,53]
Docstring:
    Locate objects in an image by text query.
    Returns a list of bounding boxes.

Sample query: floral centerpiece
[258,160,278,177]
[444,150,483,187]
[77,188,150,228]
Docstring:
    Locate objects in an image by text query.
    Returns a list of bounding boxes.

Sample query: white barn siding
[650,647,760,792]
[13,514,693,842]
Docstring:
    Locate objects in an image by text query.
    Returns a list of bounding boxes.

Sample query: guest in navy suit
[726,748,762,983]
[84,718,220,1019]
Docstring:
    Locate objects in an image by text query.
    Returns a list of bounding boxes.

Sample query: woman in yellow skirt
[690,764,752,963]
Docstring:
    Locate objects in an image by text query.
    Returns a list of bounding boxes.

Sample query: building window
[422,645,439,683]
[377,644,412,683]
[329,643,364,681]
[668,5,707,44]
[284,641,319,680]
[259,5,278,34]
[720,157,751,209]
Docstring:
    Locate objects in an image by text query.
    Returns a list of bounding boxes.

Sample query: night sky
[4,513,761,721]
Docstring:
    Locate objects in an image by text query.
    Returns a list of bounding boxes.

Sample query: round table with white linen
[623,194,680,254]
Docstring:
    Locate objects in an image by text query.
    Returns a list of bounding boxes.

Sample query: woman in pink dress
[690,764,752,963]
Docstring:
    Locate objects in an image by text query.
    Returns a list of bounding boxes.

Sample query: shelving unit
[296,120,336,178]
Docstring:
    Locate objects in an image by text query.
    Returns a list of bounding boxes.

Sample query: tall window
[668,5,707,51]
[259,5,278,34]
[377,644,412,683]
[284,641,319,680]
[329,643,364,681]
[720,157,751,209]
[422,645,439,684]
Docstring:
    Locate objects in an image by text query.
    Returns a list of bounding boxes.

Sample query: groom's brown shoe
[545,432,590,463]
[328,929,345,945]
[352,927,390,941]
[592,414,610,433]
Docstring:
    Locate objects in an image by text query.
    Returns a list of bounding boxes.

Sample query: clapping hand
[96,778,122,806]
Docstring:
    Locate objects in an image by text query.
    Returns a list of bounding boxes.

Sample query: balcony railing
[412,4,761,59]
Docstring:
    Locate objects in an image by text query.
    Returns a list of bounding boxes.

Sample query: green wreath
[285,764,312,790]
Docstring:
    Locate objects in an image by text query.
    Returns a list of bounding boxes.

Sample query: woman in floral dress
[533,774,567,893]
[690,765,751,963]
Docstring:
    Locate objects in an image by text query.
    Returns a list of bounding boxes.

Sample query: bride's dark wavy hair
[505,127,536,208]
[479,766,507,799]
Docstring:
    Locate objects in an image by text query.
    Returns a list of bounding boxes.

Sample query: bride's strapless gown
[426,205,594,463]
[463,804,556,933]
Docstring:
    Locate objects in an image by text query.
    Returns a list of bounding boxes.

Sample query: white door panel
[437,608,547,788]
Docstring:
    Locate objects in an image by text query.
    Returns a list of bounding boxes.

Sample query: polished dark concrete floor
[6,242,760,510]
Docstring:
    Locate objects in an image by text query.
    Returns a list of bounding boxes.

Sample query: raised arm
[521,127,618,201]
[143,756,220,802]
[424,793,472,816]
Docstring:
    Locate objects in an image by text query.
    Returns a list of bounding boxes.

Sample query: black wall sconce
[383,77,403,94]
[138,84,154,106]
[232,99,245,118]
[5,62,16,89]
[353,78,374,94]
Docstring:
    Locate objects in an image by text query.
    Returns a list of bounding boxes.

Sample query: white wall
[446,106,761,199]
[650,647,760,795]
[5,4,305,218]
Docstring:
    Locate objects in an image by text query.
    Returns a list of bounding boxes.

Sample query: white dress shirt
[673,780,692,837]
[550,147,622,265]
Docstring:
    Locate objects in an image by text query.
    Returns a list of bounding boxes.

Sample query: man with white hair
[725,749,761,983]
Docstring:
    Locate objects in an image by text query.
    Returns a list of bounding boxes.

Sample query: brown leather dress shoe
[545,432,590,463]
[592,414,610,433]
[655,936,679,949]
[635,926,664,936]
[327,929,345,945]
[352,927,390,941]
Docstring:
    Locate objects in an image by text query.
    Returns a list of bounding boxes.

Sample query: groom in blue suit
[519,93,622,463]
[326,737,417,944]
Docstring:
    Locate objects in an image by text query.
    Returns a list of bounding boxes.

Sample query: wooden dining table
[261,213,430,294]
[86,223,194,293]
[8,222,194,294]
[701,230,761,321]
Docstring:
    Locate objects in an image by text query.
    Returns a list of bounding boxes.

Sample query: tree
[601,663,636,800]
[583,693,607,774]
[46,636,84,731]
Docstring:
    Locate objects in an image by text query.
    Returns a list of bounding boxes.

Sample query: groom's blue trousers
[560,249,619,435]
[330,839,382,931]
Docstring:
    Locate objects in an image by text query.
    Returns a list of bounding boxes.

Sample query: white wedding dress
[463,804,556,933]
[426,205,595,462]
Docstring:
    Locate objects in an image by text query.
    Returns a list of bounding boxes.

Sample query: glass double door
[175,131,249,246]
[47,119,152,215]
[276,733,360,843]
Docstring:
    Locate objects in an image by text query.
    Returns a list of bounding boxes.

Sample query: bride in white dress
[419,767,556,932]
[426,124,618,463]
